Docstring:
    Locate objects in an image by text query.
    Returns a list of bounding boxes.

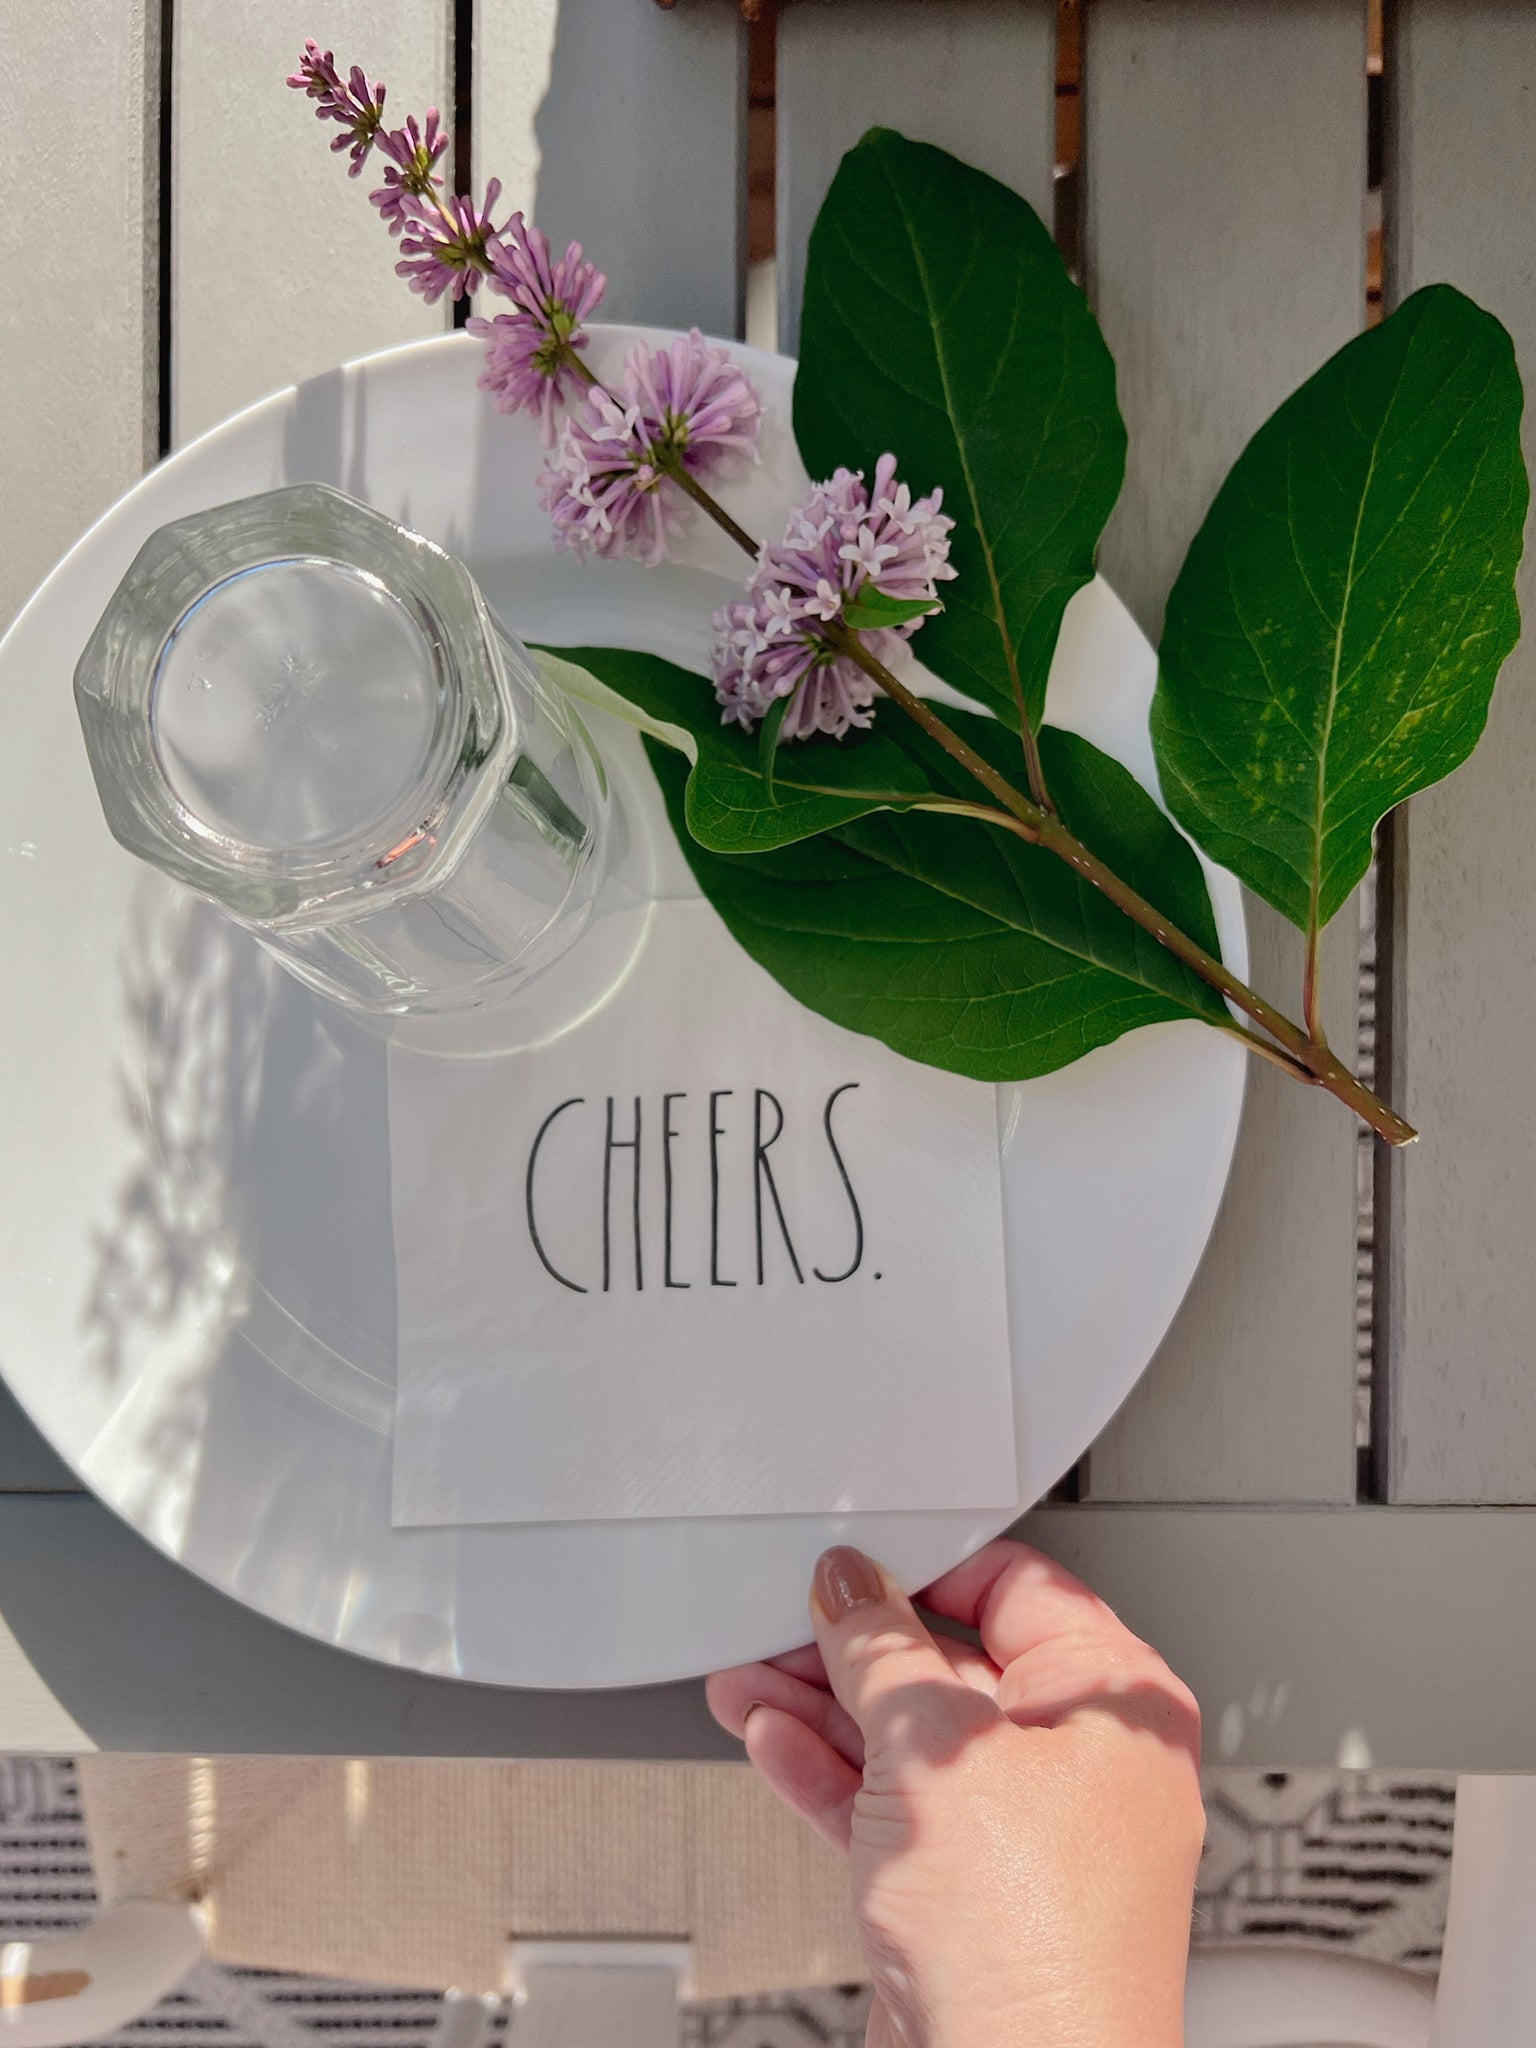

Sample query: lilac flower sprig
[285,46,989,761]
[287,46,763,544]
[284,45,1047,799]
[288,54,507,303]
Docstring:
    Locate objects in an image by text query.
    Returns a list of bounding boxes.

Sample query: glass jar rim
[75,484,520,929]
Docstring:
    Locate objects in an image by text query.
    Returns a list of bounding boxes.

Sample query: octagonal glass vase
[74,483,609,1019]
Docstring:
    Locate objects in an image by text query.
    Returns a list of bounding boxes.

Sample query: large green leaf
[644,714,1228,1084]
[544,643,938,851]
[1153,283,1527,934]
[793,127,1126,732]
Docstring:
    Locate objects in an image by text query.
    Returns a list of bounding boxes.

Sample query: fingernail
[813,1545,884,1621]
[741,1700,766,1730]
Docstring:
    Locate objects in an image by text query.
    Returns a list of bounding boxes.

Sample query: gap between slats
[1368,0,1536,1502]
[452,0,474,330]
[156,0,174,457]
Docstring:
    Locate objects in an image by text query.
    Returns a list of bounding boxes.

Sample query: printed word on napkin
[389,899,1017,1524]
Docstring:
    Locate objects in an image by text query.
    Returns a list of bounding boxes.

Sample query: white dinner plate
[0,327,1245,1687]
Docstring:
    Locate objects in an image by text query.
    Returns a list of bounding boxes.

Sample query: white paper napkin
[388,900,1018,1524]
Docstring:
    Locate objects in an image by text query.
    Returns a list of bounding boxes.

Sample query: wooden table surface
[2,0,1533,1765]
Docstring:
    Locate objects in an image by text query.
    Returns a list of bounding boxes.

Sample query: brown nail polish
[814,1545,884,1621]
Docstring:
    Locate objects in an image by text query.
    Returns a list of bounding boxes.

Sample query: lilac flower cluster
[289,45,492,300]
[467,228,608,441]
[290,48,606,380]
[287,42,386,175]
[288,41,953,751]
[369,109,447,234]
[395,181,506,304]
[713,456,956,740]
[539,331,763,563]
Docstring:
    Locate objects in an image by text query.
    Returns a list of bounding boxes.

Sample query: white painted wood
[173,0,451,447]
[1083,0,1369,1504]
[1382,4,1536,1502]
[477,0,747,342]
[5,1495,1536,1763]
[470,0,560,226]
[775,0,1056,354]
[1029,1504,1536,1769]
[1429,1777,1536,2047]
[0,0,153,1492]
[0,0,156,630]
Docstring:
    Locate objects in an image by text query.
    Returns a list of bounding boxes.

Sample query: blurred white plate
[0,327,1245,1687]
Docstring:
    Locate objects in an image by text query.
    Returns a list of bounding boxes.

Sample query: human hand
[707,1540,1203,2048]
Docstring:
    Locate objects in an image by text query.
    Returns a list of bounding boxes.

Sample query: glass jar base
[362,712,663,1058]
[377,884,655,1059]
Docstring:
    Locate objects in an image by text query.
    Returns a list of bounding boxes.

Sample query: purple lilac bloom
[370,109,448,235]
[712,455,956,741]
[287,41,386,175]
[395,180,506,303]
[626,331,764,473]
[540,388,679,565]
[539,330,762,561]
[465,216,608,442]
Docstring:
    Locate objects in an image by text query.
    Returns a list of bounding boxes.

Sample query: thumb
[810,1547,996,1761]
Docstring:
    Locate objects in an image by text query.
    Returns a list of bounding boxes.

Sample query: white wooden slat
[775,0,1057,356]
[0,0,153,1492]
[476,0,748,343]
[0,0,156,628]
[6,1494,1536,1762]
[1026,1504,1536,1769]
[1382,3,1536,1501]
[173,1,451,448]
[1082,0,1369,1504]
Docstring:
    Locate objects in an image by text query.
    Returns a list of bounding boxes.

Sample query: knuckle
[849,1619,928,1665]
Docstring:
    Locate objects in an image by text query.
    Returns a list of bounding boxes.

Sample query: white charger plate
[0,327,1245,1688]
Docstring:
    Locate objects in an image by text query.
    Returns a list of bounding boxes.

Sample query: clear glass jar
[74,484,608,1018]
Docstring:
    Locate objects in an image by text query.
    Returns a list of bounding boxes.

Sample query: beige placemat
[79,1755,863,2000]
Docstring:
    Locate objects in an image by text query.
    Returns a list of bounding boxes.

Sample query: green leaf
[542,643,939,852]
[758,692,791,802]
[793,127,1126,732]
[1153,283,1528,934]
[532,646,695,758]
[644,713,1228,1084]
[841,589,944,630]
